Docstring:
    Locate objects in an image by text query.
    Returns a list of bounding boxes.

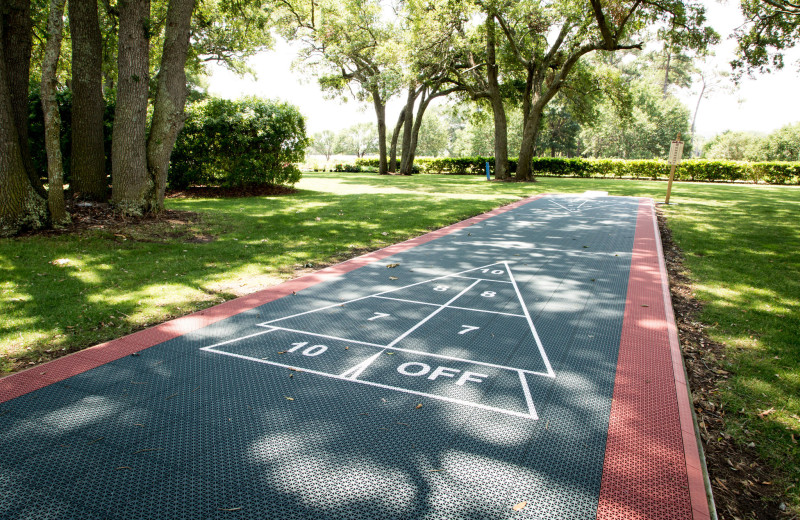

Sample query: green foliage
[733,0,800,77]
[169,97,309,188]
[356,154,800,184]
[702,124,800,162]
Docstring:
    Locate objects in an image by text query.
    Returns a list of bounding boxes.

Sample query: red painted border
[597,199,711,519]
[0,195,544,404]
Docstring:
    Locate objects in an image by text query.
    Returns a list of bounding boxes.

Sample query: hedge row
[353,157,800,184]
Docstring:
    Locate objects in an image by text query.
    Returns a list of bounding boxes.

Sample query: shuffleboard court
[0,194,711,519]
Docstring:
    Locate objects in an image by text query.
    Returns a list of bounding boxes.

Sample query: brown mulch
[657,209,791,519]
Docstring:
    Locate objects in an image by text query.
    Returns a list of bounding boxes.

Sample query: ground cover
[0,172,797,515]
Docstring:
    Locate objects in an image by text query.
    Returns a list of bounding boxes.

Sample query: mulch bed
[657,209,791,519]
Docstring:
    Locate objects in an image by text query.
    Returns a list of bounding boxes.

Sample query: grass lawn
[1,172,798,510]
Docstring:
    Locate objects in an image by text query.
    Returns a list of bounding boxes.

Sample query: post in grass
[665,133,684,204]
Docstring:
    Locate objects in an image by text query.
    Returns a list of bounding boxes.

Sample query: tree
[311,130,339,160]
[702,131,765,161]
[0,0,48,236]
[70,0,107,200]
[110,0,151,215]
[285,0,402,175]
[340,122,377,157]
[146,0,196,211]
[733,0,800,78]
[489,0,716,180]
[415,106,449,157]
[40,0,69,224]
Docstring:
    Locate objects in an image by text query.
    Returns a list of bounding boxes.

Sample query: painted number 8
[481,291,496,298]
[433,285,449,292]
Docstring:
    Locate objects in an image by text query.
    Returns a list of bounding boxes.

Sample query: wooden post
[665,132,683,204]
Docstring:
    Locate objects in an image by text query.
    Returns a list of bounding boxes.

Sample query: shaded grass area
[1,172,798,510]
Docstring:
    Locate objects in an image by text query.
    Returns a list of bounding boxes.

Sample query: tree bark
[398,86,415,175]
[0,20,47,236]
[146,0,195,211]
[486,15,509,180]
[41,0,69,225]
[516,108,542,181]
[111,0,152,215]
[69,0,108,200]
[370,89,388,175]
[662,49,671,99]
[388,106,405,172]
[1,0,43,197]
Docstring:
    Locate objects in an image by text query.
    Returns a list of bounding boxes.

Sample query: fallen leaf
[758,407,776,418]
[389,276,398,280]
[386,263,400,268]
[381,232,388,236]
[278,351,286,354]
[415,403,423,409]
[512,501,527,511]
[285,396,295,401]
[218,507,242,512]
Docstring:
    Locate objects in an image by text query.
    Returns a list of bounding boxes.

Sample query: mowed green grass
[1,172,798,508]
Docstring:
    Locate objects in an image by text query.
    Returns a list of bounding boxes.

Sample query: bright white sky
[205,0,800,138]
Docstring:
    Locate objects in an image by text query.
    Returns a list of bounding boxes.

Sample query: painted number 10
[481,269,504,275]
[288,342,328,357]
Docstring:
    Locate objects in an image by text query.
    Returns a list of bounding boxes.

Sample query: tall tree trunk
[0,21,47,236]
[146,0,195,211]
[111,0,152,215]
[388,106,405,172]
[371,90,388,175]
[662,49,671,99]
[516,110,541,181]
[1,0,43,197]
[401,97,431,176]
[486,15,509,180]
[398,87,415,175]
[41,0,69,225]
[70,0,107,200]
[691,77,706,135]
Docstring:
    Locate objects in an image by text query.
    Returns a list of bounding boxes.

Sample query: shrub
[169,97,309,189]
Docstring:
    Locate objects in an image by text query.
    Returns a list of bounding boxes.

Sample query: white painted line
[340,350,385,380]
[506,261,555,377]
[203,347,538,420]
[254,326,388,348]
[203,328,278,349]
[518,371,539,420]
[371,296,526,317]
[212,325,552,377]
[449,275,514,284]
[386,280,480,348]
[259,262,511,326]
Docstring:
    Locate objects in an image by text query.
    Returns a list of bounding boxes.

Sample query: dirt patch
[166,184,297,199]
[18,200,214,243]
[657,209,791,519]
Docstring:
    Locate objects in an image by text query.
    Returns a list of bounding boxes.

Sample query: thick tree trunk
[371,91,388,175]
[388,107,405,172]
[398,87,415,175]
[146,0,195,211]
[662,50,671,99]
[1,0,43,197]
[69,0,107,200]
[486,15,509,180]
[0,22,47,236]
[111,0,152,215]
[516,109,542,182]
[41,0,69,225]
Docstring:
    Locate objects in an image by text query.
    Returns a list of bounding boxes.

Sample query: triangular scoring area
[257,262,554,379]
[546,196,594,213]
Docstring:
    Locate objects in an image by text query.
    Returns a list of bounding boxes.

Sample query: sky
[205,0,800,139]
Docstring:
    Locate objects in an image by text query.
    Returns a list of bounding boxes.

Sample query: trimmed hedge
[170,98,309,189]
[352,156,800,184]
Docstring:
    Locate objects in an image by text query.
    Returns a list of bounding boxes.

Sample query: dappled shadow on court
[0,195,694,519]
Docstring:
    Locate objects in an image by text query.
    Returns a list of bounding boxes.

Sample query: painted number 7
[368,312,391,321]
[459,325,480,335]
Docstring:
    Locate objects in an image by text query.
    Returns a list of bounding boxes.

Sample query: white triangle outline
[257,261,555,379]
[546,196,591,213]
